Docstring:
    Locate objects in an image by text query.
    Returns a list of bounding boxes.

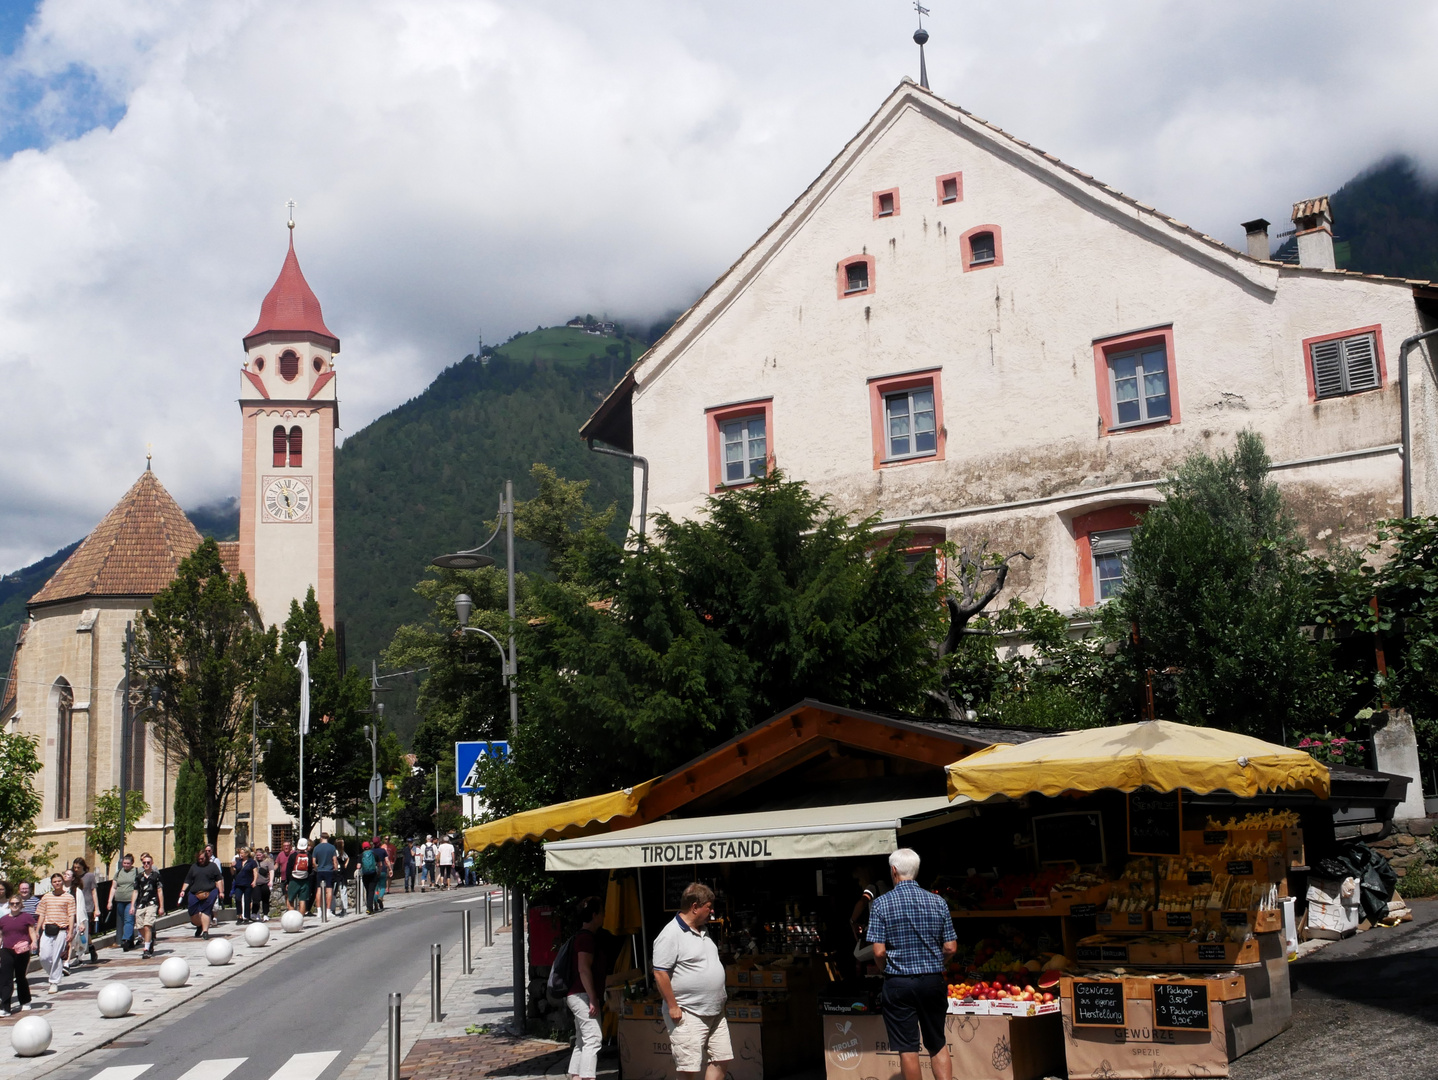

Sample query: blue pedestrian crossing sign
[456,740,510,795]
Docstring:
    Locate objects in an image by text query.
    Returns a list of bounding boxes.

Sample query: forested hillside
[1329,156,1438,281]
[333,330,639,743]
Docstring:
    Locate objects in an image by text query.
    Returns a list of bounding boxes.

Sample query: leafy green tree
[256,589,405,838]
[0,732,57,881]
[173,760,206,865]
[136,538,273,850]
[85,789,151,875]
[1100,430,1340,741]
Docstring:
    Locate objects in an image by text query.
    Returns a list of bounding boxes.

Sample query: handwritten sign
[1203,830,1228,845]
[1153,983,1210,1030]
[1196,943,1228,961]
[1227,860,1254,877]
[1072,981,1126,1027]
[1221,911,1249,926]
[1164,910,1193,928]
[1101,945,1129,963]
[1127,789,1182,856]
[1070,903,1098,918]
[1033,811,1106,866]
[1187,870,1213,886]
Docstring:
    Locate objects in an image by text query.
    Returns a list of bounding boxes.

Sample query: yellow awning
[945,720,1329,802]
[464,779,658,851]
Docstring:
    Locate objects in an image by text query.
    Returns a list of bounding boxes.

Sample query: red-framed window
[873,188,900,219]
[1073,504,1148,606]
[1092,324,1181,435]
[837,255,875,299]
[705,398,774,492]
[279,350,300,381]
[960,224,1003,271]
[875,526,948,590]
[868,369,945,469]
[1302,325,1386,401]
[288,425,303,467]
[273,425,288,467]
[936,172,963,205]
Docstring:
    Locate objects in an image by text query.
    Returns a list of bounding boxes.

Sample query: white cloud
[1,0,1435,571]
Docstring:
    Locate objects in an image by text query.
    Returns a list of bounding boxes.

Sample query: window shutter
[273,426,288,467]
[1089,529,1133,556]
[1342,334,1379,392]
[1310,340,1345,398]
[288,425,303,468]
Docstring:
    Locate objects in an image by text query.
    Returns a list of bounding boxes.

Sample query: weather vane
[286,199,296,231]
[913,2,931,91]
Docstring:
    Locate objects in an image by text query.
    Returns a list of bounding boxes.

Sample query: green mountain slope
[1330,156,1438,281]
[0,542,79,650]
[334,331,637,742]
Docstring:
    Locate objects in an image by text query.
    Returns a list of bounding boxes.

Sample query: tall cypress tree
[173,760,206,867]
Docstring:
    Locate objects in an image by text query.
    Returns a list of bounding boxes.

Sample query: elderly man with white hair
[865,848,956,1080]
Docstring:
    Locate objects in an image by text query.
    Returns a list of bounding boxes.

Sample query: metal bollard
[485,890,493,946]
[462,909,473,975]
[387,993,402,1080]
[431,943,443,1022]
[502,886,510,926]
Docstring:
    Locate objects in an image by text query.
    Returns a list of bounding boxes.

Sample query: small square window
[721,415,767,484]
[877,192,895,217]
[1310,332,1380,399]
[968,231,995,265]
[1090,528,1133,601]
[1107,345,1170,427]
[941,177,958,204]
[884,387,937,460]
[845,261,869,294]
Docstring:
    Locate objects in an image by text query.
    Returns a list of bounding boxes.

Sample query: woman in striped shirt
[35,874,75,993]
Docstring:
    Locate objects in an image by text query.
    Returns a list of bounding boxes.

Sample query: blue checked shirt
[864,880,955,975]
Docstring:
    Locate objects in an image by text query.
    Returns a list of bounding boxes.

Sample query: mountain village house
[583,80,1438,614]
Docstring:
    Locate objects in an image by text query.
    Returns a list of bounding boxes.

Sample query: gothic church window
[288,426,303,467]
[54,679,73,819]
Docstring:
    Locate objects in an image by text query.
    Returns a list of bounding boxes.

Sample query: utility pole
[250,700,259,849]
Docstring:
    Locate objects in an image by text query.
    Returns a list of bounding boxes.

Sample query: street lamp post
[119,622,163,870]
[363,720,381,840]
[431,480,522,1033]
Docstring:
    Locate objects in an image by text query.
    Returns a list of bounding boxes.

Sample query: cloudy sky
[2,0,1435,573]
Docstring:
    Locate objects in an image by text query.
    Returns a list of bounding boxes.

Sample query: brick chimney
[1241,218,1271,261]
[1291,196,1335,270]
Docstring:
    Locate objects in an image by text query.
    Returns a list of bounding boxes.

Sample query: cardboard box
[821,1012,1063,1080]
[1059,992,1229,1079]
[620,1013,765,1080]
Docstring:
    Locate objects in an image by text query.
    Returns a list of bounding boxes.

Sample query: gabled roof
[582,79,1436,444]
[29,469,203,608]
[243,232,339,352]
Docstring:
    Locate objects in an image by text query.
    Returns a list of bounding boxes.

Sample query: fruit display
[947,931,1069,978]
[947,979,1057,1005]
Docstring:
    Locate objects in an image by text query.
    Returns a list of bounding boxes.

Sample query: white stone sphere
[97,982,133,1018]
[244,921,271,948]
[280,909,305,934]
[205,938,234,966]
[10,1015,52,1057]
[158,956,190,988]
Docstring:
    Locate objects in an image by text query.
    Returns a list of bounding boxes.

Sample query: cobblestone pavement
[1231,898,1438,1079]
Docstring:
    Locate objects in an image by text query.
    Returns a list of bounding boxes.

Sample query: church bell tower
[237,223,338,629]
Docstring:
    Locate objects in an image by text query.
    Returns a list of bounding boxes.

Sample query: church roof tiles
[29,469,204,608]
[243,232,339,351]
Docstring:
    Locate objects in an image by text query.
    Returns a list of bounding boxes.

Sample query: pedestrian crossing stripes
[87,1052,340,1080]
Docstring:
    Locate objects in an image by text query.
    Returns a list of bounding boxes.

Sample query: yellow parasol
[945,720,1329,802]
[463,779,658,851]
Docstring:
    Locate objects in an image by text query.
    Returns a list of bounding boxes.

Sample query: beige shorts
[663,1009,733,1072]
[134,905,159,929]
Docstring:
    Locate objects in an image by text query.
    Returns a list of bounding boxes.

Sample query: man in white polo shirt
[651,883,731,1080]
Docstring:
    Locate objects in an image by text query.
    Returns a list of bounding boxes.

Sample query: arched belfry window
[279,350,300,381]
[54,679,73,819]
[288,426,303,468]
[273,426,288,467]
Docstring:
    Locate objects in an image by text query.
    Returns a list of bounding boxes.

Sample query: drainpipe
[588,439,649,548]
[1399,327,1438,517]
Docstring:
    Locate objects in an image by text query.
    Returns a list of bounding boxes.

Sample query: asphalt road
[1231,898,1438,1079]
[44,892,481,1080]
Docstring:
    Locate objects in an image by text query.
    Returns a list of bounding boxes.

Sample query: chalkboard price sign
[1075,944,1101,962]
[1221,911,1249,926]
[1033,811,1106,866]
[1123,911,1146,927]
[1127,788,1183,856]
[1153,983,1210,1031]
[1070,903,1098,917]
[1227,860,1255,877]
[1196,943,1227,961]
[1187,870,1213,886]
[1203,830,1228,845]
[1072,981,1126,1027]
[1100,945,1130,963]
[1164,910,1193,927]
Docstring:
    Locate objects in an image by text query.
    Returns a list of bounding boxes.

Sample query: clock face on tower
[263,475,313,523]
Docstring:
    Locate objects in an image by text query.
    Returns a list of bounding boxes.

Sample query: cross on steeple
[913,2,931,91]
[286,199,296,231]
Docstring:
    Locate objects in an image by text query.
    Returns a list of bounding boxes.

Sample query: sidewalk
[0,884,442,1080]
[341,893,615,1080]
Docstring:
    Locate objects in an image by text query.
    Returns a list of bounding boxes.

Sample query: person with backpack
[558,897,606,1080]
[360,842,380,914]
[286,838,314,915]
[421,836,438,892]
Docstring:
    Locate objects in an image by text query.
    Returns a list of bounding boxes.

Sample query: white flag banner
[296,641,310,735]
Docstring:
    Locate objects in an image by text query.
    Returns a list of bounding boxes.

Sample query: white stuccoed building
[583,79,1438,613]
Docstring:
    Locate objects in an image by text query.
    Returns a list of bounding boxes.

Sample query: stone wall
[1368,816,1434,879]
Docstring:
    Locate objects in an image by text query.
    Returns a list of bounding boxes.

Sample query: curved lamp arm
[460,625,514,681]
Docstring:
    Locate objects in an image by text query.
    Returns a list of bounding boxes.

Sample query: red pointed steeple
[243,230,339,351]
